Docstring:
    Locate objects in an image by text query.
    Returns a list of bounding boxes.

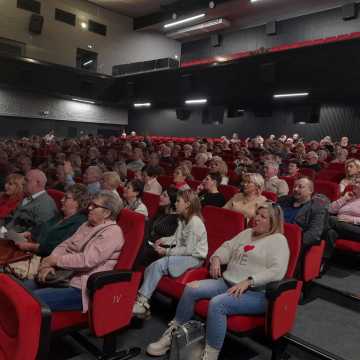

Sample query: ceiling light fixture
[273,92,310,99]
[83,60,93,66]
[134,102,152,108]
[185,99,208,105]
[80,21,87,29]
[164,13,206,29]
[72,98,95,104]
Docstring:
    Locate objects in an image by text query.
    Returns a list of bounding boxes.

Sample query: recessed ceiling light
[134,102,152,108]
[185,99,208,105]
[273,92,310,99]
[164,13,206,29]
[72,98,95,104]
[87,44,94,49]
[80,21,87,29]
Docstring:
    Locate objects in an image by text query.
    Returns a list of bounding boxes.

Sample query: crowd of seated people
[0,131,359,358]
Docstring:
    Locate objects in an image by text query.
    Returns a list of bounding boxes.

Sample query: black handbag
[168,321,205,360]
[36,224,116,288]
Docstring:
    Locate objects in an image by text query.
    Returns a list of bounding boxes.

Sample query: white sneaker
[147,320,178,356]
[132,294,151,319]
[202,344,220,360]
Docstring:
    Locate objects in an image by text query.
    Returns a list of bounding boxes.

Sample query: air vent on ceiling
[89,20,107,36]
[55,8,76,26]
[166,18,230,39]
[17,0,41,14]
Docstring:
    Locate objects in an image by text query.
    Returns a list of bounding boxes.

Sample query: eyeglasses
[88,202,109,211]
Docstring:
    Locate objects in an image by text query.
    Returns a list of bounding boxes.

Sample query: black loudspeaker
[260,62,275,83]
[202,106,225,124]
[293,105,321,124]
[227,107,245,118]
[176,108,191,121]
[29,13,44,34]
[211,34,221,47]
[266,21,277,35]
[342,3,357,20]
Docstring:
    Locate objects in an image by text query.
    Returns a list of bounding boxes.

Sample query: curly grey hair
[94,190,123,220]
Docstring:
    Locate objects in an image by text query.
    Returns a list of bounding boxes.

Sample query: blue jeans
[175,278,267,350]
[139,256,202,299]
[24,280,83,311]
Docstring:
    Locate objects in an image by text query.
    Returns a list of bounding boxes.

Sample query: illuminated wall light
[273,92,310,99]
[185,99,208,105]
[215,56,227,62]
[80,21,88,29]
[164,13,206,28]
[83,60,93,66]
[72,98,95,104]
[134,102,152,108]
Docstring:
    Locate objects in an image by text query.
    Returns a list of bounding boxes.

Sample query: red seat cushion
[51,311,87,332]
[335,239,360,253]
[195,300,265,332]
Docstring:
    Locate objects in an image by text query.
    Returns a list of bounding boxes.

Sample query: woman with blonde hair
[339,158,360,193]
[173,165,191,190]
[147,203,289,360]
[133,189,208,318]
[223,173,267,221]
[0,173,25,220]
[209,158,229,185]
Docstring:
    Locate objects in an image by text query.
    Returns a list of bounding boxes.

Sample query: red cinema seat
[327,163,345,172]
[157,206,245,299]
[219,184,239,202]
[194,223,302,359]
[314,180,340,201]
[316,169,344,183]
[302,240,326,283]
[142,192,160,220]
[262,191,278,202]
[50,209,145,359]
[47,189,64,211]
[300,168,316,180]
[158,175,174,189]
[279,176,295,193]
[335,239,360,254]
[0,274,51,360]
[187,179,202,190]
[191,166,209,181]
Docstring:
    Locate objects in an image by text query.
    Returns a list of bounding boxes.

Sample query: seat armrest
[265,279,298,301]
[87,270,132,299]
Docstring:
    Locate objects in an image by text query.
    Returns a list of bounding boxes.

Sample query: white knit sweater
[211,228,289,287]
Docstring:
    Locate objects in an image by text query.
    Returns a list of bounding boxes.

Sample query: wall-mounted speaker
[266,21,277,35]
[29,13,44,34]
[342,3,357,20]
[202,106,224,124]
[211,33,221,47]
[176,108,191,121]
[293,105,321,124]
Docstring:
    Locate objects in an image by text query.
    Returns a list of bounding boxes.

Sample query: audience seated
[100,171,123,201]
[286,159,301,178]
[278,177,329,249]
[127,148,145,172]
[197,172,226,208]
[23,190,123,312]
[223,173,267,221]
[6,169,58,233]
[339,158,360,193]
[142,165,163,195]
[146,203,289,359]
[264,161,289,198]
[173,165,191,190]
[0,173,25,221]
[123,179,149,217]
[133,190,208,319]
[65,162,102,194]
[303,151,322,172]
[208,157,229,185]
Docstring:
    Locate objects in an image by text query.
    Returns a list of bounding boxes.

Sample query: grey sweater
[162,215,208,259]
[211,228,289,287]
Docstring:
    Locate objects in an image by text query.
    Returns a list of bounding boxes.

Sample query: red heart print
[244,245,255,252]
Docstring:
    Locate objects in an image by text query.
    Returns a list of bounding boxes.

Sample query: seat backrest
[316,169,344,183]
[47,189,64,211]
[279,176,295,193]
[219,184,239,202]
[327,163,345,172]
[191,166,209,181]
[283,223,302,278]
[158,175,173,189]
[115,209,145,270]
[0,274,50,360]
[300,168,316,180]
[262,191,278,202]
[187,179,202,190]
[314,180,340,201]
[203,206,245,260]
[142,192,160,220]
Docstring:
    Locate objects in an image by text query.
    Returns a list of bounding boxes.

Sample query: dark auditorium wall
[182,6,360,63]
[128,104,358,142]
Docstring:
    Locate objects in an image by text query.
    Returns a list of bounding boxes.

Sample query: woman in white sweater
[147,203,289,360]
[133,189,208,318]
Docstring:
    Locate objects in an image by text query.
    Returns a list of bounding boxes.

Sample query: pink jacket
[52,220,124,312]
[329,196,360,225]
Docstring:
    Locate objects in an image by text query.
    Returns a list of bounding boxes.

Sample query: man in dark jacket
[278,177,329,248]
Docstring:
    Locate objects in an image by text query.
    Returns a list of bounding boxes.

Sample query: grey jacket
[6,192,59,233]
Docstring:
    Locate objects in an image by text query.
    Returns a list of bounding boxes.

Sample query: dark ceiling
[2,37,360,110]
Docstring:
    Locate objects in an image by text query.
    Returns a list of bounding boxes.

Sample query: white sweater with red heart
[211,228,290,287]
